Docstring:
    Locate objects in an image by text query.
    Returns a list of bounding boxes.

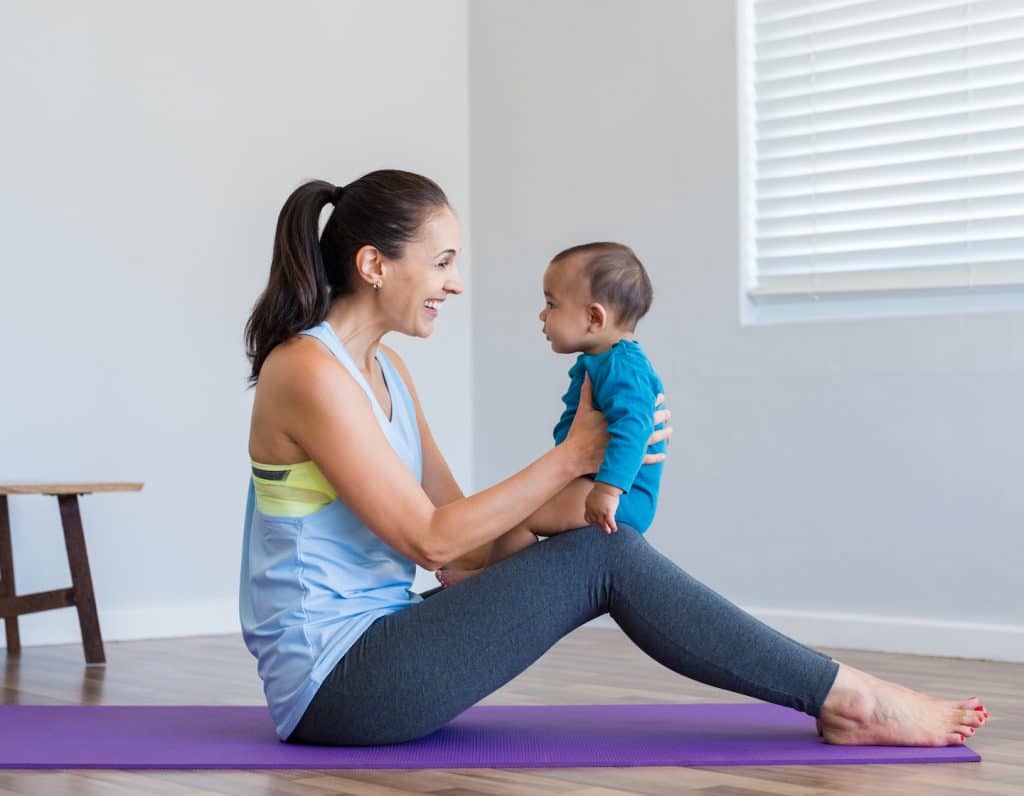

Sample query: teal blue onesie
[552,340,665,532]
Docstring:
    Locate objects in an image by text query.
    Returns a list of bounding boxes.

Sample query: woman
[240,169,988,747]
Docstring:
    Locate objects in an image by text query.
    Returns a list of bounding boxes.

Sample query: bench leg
[58,495,105,665]
[0,495,20,654]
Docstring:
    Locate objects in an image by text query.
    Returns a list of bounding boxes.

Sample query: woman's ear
[587,302,608,332]
[355,244,385,288]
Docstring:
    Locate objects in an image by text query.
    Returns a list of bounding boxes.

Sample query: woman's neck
[324,295,389,374]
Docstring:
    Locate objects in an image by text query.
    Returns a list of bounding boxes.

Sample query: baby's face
[539,258,591,354]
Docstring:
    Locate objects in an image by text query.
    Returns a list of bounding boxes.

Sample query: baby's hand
[584,483,622,534]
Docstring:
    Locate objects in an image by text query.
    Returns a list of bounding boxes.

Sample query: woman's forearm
[423,443,583,568]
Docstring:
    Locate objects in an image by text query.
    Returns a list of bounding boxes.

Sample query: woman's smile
[424,297,444,319]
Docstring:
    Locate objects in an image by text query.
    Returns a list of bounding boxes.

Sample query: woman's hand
[563,374,610,474]
[643,393,672,465]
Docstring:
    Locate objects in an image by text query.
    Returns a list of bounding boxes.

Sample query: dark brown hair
[552,241,653,330]
[245,170,449,383]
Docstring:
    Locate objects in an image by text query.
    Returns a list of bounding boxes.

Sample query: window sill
[741,283,1024,326]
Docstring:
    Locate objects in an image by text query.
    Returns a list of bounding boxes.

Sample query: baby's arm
[592,359,656,506]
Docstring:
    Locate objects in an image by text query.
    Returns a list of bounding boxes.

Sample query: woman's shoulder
[249,335,343,464]
[260,334,338,390]
[258,333,370,416]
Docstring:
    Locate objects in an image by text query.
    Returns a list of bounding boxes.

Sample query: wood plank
[0,484,143,496]
[57,496,105,665]
[0,588,75,618]
[0,497,18,652]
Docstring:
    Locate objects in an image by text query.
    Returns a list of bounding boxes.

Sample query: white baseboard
[5,600,1023,663]
[588,607,1024,662]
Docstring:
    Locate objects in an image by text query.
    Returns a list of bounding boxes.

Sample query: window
[739,0,1024,321]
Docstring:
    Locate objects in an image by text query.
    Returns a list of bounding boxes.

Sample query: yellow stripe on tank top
[250,460,337,518]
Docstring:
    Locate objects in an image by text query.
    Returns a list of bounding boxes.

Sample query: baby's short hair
[552,242,653,330]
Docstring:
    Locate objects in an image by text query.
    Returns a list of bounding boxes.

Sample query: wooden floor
[1,629,1021,795]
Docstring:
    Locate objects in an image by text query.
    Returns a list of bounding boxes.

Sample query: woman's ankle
[820,664,879,726]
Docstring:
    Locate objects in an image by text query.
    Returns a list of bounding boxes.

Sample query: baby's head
[540,242,653,355]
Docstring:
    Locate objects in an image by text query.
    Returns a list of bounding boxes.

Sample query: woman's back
[239,321,423,741]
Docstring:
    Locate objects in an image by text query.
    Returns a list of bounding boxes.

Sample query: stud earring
[373,280,383,291]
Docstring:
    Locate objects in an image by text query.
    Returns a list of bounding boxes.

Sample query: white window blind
[743,0,1024,301]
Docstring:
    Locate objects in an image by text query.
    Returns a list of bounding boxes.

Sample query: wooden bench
[0,483,143,664]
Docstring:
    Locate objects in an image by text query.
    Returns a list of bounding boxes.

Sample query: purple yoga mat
[0,703,979,769]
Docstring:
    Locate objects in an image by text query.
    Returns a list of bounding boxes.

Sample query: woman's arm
[381,345,491,570]
[259,337,605,571]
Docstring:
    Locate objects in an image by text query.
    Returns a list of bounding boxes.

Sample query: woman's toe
[957,708,985,728]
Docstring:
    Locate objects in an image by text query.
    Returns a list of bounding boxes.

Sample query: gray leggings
[287,525,839,746]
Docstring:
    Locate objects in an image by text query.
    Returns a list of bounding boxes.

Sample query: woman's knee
[555,523,645,559]
[604,524,647,559]
[594,523,644,546]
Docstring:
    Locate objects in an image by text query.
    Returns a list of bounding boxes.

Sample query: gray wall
[468,1,1023,658]
[3,0,1020,661]
[1,0,472,645]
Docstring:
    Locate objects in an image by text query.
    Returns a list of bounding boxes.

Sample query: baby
[438,242,665,587]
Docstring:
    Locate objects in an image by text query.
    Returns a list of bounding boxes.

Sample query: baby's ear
[587,302,608,332]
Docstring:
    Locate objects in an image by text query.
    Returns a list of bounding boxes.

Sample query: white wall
[0,0,471,647]
[468,1,1024,661]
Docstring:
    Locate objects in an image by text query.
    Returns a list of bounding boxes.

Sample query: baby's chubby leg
[488,526,538,565]
[517,477,593,539]
[490,478,595,562]
[436,478,594,587]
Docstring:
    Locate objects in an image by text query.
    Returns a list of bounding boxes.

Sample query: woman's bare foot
[435,566,482,588]
[818,663,989,746]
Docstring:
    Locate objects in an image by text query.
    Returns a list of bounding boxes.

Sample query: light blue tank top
[239,322,423,740]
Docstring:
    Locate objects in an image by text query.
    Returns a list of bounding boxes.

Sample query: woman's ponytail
[245,170,448,384]
[245,180,335,383]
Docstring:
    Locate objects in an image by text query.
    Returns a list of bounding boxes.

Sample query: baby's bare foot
[435,567,481,588]
[819,664,988,746]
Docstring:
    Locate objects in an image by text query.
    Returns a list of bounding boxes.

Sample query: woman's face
[383,205,463,338]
